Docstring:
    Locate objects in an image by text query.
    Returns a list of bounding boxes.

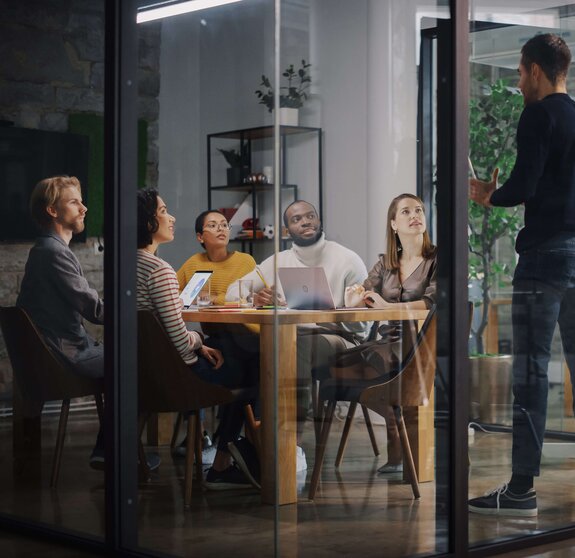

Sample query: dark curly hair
[137,188,160,248]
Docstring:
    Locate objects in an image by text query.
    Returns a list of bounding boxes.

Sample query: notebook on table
[277,267,337,310]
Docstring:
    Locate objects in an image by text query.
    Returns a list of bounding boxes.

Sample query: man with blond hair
[18,176,104,378]
[17,176,109,468]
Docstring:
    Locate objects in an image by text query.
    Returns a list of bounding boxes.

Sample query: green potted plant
[468,78,524,425]
[218,141,250,186]
[254,60,311,125]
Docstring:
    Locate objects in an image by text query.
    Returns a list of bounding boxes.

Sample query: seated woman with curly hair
[136,188,258,491]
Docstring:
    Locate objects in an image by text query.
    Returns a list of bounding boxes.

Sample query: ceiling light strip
[137,0,243,23]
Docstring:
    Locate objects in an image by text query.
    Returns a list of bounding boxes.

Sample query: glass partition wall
[0,0,107,542]
[10,0,575,556]
[132,1,455,556]
[467,1,575,551]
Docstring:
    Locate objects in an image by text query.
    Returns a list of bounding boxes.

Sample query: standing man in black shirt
[469,33,575,517]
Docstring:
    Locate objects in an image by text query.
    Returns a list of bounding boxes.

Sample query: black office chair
[311,321,382,462]
[309,307,437,500]
[137,310,258,506]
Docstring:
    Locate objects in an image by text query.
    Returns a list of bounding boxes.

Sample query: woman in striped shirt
[136,188,257,490]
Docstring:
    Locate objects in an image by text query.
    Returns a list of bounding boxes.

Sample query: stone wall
[0,0,161,394]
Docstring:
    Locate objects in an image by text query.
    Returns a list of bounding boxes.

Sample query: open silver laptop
[180,270,213,308]
[278,267,336,310]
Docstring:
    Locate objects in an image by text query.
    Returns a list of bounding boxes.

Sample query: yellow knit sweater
[176,251,257,334]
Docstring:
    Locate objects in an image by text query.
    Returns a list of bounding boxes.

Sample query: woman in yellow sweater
[176,210,260,480]
[177,210,256,307]
[177,209,259,386]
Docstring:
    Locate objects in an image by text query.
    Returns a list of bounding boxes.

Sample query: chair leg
[334,401,357,468]
[243,404,262,462]
[308,400,336,500]
[394,406,420,499]
[50,399,70,488]
[194,413,203,489]
[185,413,198,507]
[361,404,380,457]
[311,379,322,443]
[94,393,104,424]
[138,414,151,480]
[171,412,183,449]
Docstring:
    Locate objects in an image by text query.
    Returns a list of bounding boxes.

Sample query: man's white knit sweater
[226,233,369,340]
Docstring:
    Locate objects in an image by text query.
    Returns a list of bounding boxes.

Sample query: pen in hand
[256,268,270,289]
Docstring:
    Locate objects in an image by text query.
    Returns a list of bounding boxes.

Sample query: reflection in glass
[0,0,106,540]
[468,2,575,547]
[134,0,449,554]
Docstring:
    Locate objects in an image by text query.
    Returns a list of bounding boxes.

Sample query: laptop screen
[180,270,213,308]
[278,267,336,310]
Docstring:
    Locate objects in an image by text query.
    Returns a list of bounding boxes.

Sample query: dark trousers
[511,233,575,477]
[191,353,256,452]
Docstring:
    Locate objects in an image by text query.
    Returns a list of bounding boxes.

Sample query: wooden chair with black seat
[0,306,104,488]
[311,320,383,464]
[311,323,382,462]
[137,310,259,506]
[308,306,437,500]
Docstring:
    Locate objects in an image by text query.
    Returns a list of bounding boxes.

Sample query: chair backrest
[137,310,234,413]
[360,306,437,410]
[0,306,102,410]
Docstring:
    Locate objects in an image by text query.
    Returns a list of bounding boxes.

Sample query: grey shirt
[17,232,104,367]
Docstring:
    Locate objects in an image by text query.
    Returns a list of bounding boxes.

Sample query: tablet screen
[180,270,213,308]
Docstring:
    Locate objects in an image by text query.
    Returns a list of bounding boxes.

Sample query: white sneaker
[296,446,307,472]
[202,445,217,466]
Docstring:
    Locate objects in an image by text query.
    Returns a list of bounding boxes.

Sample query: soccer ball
[263,224,274,239]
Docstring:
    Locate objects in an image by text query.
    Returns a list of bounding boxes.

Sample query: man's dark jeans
[511,232,575,477]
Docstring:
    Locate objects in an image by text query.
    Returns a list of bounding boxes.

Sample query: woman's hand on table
[199,345,224,369]
[344,284,366,307]
[363,291,392,308]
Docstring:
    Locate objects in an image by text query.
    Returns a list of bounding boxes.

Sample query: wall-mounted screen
[0,126,89,242]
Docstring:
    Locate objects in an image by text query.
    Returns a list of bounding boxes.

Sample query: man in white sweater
[226,200,369,438]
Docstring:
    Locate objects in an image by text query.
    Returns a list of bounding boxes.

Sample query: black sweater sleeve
[490,103,552,207]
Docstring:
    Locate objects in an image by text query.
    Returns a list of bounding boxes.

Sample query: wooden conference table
[183,306,431,505]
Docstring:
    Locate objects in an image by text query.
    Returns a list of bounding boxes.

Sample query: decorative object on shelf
[243,172,268,184]
[262,224,274,239]
[279,108,298,126]
[236,229,264,240]
[218,141,250,186]
[263,166,273,183]
[242,217,259,230]
[218,207,238,221]
[254,60,312,122]
[236,217,263,239]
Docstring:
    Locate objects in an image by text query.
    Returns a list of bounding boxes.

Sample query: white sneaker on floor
[296,446,307,472]
[202,445,217,466]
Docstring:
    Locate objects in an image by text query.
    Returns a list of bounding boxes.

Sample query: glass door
[467,1,575,549]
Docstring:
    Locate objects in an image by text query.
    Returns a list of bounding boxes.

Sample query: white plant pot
[278,107,299,126]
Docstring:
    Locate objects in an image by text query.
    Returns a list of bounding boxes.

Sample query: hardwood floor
[1,403,575,557]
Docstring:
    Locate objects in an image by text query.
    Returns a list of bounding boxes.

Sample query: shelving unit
[207,125,322,256]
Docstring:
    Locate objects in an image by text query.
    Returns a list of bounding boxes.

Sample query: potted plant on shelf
[218,141,250,186]
[254,60,311,125]
[468,78,523,425]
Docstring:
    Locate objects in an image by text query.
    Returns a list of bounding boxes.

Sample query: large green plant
[469,79,524,353]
